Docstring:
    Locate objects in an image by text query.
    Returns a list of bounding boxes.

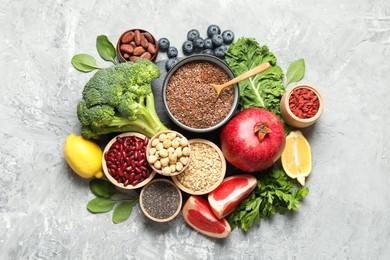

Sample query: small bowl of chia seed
[139,179,182,222]
[162,54,240,133]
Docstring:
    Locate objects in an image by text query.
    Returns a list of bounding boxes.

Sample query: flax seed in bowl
[171,139,226,195]
[162,54,239,133]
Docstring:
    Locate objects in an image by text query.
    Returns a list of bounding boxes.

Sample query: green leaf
[89,179,119,198]
[96,35,117,64]
[286,58,305,85]
[87,197,116,213]
[112,199,137,224]
[225,38,286,118]
[71,54,102,72]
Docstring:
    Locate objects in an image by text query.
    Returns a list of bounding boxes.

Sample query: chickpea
[162,166,171,175]
[147,155,157,164]
[151,138,159,147]
[180,156,189,165]
[156,142,164,151]
[169,151,178,163]
[160,157,169,167]
[171,139,180,148]
[182,147,190,156]
[176,162,183,171]
[180,137,188,147]
[159,148,168,158]
[167,147,175,153]
[153,160,161,169]
[159,133,167,142]
[148,147,156,155]
[176,147,182,157]
[167,132,177,140]
[163,139,172,149]
[169,164,176,173]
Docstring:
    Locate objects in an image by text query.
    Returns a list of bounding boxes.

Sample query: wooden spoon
[211,62,271,98]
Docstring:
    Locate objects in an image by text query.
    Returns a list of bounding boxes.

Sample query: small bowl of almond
[117,29,158,62]
[146,130,191,176]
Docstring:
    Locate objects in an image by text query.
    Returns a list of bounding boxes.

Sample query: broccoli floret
[77,59,168,139]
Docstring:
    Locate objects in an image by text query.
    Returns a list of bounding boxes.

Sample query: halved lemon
[281,130,312,185]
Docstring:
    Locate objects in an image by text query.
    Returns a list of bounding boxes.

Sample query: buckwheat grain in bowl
[162,55,239,133]
[171,139,226,195]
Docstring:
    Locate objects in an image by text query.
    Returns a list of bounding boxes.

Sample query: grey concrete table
[1,0,389,259]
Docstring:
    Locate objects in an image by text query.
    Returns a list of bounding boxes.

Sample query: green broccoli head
[82,63,131,108]
[76,59,167,139]
[77,100,115,127]
[128,59,160,86]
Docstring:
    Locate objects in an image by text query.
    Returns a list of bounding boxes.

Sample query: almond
[147,44,156,55]
[130,56,140,62]
[123,53,130,59]
[134,30,141,45]
[130,41,136,48]
[120,44,134,54]
[140,52,152,60]
[121,31,135,44]
[142,32,154,44]
[141,36,149,49]
[133,46,146,56]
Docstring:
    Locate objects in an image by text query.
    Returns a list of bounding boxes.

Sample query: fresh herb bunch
[229,167,309,231]
[87,179,138,224]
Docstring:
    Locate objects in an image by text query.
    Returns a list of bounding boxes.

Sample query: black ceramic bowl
[162,54,239,133]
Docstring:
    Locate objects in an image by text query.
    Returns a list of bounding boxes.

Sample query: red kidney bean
[131,180,141,186]
[105,135,152,187]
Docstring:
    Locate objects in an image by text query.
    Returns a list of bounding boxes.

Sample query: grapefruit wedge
[182,196,231,238]
[208,175,257,219]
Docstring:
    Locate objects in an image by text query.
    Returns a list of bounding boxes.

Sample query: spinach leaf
[87,197,117,213]
[112,199,137,224]
[96,35,117,64]
[89,179,119,198]
[225,38,286,117]
[71,54,102,72]
[286,58,305,85]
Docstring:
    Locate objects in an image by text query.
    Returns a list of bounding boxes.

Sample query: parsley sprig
[229,167,309,231]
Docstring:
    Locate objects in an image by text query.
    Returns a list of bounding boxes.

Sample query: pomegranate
[182,196,231,238]
[208,175,257,219]
[220,108,286,172]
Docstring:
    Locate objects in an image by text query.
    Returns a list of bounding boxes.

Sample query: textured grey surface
[1,0,390,259]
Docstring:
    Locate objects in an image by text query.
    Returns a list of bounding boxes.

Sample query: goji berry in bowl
[102,132,156,190]
[280,84,324,128]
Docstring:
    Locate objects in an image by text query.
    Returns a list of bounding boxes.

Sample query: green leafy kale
[225,38,286,117]
[229,167,309,231]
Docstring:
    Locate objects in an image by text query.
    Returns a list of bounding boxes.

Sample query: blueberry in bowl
[207,24,221,38]
[187,29,200,41]
[158,38,170,52]
[211,34,223,47]
[167,46,178,58]
[222,30,235,44]
[182,40,194,55]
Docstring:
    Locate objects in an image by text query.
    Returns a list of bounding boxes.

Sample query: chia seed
[141,180,181,219]
[166,61,234,129]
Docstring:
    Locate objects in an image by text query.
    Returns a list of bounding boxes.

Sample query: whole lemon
[64,134,103,178]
